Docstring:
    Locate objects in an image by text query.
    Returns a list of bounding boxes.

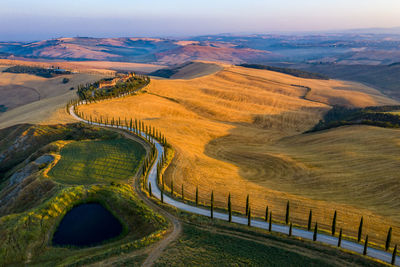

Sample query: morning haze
[1,0,400,41]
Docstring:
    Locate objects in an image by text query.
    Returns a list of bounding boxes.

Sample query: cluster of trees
[3,65,71,78]
[309,105,400,132]
[239,64,329,80]
[76,74,150,101]
[0,104,7,113]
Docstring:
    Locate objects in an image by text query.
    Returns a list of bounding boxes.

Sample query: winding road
[70,102,399,266]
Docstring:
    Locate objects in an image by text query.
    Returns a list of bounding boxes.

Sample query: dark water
[52,203,123,247]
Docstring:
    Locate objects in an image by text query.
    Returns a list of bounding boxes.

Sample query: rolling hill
[0,37,278,65]
[77,63,400,247]
[150,61,224,79]
[0,63,109,128]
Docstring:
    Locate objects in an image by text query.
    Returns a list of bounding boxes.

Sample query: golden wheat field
[0,66,108,128]
[78,64,400,246]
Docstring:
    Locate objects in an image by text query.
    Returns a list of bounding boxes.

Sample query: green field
[0,124,167,266]
[49,138,146,184]
[155,223,383,267]
[155,225,329,266]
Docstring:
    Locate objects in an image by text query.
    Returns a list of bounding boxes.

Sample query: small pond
[52,203,123,247]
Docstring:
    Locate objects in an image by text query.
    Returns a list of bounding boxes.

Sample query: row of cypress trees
[158,184,398,263]
[69,78,398,265]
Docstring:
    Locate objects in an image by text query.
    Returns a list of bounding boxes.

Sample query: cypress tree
[171,180,174,196]
[392,244,397,265]
[245,194,250,216]
[338,228,343,247]
[363,235,369,255]
[211,191,214,219]
[289,222,293,236]
[285,201,290,224]
[313,222,318,241]
[228,193,232,222]
[358,217,364,243]
[196,186,199,206]
[265,206,269,221]
[161,189,164,203]
[247,206,251,226]
[386,227,393,251]
[308,210,312,231]
[269,212,272,232]
[332,210,337,236]
[149,182,152,197]
[181,184,184,200]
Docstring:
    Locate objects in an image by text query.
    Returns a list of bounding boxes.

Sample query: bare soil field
[78,64,400,247]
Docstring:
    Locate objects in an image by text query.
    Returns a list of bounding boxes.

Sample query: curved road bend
[70,104,399,266]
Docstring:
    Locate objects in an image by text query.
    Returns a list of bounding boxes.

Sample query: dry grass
[170,61,224,79]
[78,64,400,246]
[0,70,107,128]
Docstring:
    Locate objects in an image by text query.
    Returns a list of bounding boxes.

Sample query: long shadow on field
[202,109,400,245]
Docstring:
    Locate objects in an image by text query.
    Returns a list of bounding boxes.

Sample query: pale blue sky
[1,0,399,41]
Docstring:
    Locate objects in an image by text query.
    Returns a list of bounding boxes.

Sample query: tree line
[156,182,398,264]
[3,65,71,78]
[309,105,400,132]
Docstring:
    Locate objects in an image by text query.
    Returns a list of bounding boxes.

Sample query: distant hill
[238,64,329,80]
[0,37,178,62]
[299,63,400,100]
[0,37,277,65]
[150,61,223,79]
[155,44,277,65]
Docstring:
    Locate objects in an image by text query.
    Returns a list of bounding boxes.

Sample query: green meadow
[49,138,146,185]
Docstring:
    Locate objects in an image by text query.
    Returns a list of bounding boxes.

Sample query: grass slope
[150,61,223,79]
[156,224,332,267]
[299,63,400,100]
[0,184,167,266]
[0,66,109,129]
[49,139,145,184]
[78,64,400,246]
[155,209,385,267]
[0,124,166,266]
[239,63,329,80]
